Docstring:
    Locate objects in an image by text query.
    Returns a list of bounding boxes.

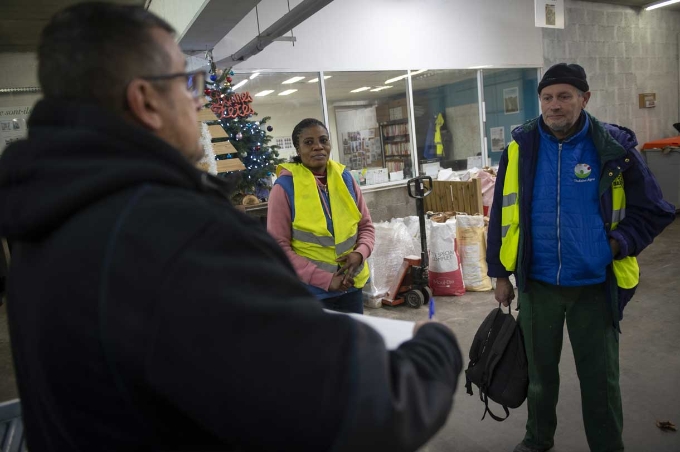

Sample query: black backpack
[465,304,528,421]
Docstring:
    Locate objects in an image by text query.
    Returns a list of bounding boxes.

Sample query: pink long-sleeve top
[267,168,375,292]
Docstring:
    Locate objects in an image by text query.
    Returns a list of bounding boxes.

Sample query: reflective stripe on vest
[499,148,639,289]
[277,160,370,288]
[499,142,520,271]
[610,174,639,289]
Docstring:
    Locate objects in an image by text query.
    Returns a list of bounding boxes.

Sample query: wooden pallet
[423,178,483,215]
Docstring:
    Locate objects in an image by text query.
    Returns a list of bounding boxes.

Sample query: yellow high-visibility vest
[277,160,370,288]
[499,142,639,289]
[434,113,444,157]
[609,174,639,289]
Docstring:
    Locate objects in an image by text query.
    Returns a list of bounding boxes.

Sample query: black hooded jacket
[0,99,462,451]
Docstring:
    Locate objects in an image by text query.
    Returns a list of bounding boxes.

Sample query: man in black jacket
[0,3,462,451]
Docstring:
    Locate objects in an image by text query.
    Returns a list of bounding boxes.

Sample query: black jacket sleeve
[146,210,462,451]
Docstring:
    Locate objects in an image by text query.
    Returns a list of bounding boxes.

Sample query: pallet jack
[382,175,434,308]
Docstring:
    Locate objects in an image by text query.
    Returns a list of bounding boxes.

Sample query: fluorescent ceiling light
[644,0,680,10]
[468,65,493,69]
[282,76,305,84]
[385,74,408,84]
[370,86,392,92]
[278,89,298,95]
[410,69,428,76]
[350,87,371,93]
[232,80,248,90]
[249,72,260,80]
[307,76,332,83]
[254,90,275,97]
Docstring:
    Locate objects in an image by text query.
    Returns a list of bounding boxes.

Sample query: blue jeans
[320,289,363,314]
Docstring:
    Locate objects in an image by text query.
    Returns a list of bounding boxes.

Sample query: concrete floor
[368,217,680,452]
[0,218,677,450]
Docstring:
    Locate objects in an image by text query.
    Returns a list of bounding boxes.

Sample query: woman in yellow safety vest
[267,118,375,314]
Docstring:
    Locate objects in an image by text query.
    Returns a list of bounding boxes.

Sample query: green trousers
[518,280,624,452]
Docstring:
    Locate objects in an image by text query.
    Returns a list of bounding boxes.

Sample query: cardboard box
[376,104,390,123]
[365,168,389,185]
[389,170,404,181]
[420,161,440,178]
[389,107,404,121]
[390,98,408,109]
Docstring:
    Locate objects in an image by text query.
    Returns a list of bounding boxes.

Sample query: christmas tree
[203,61,282,203]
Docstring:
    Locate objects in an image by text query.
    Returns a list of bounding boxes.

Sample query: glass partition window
[231,71,324,162]
[410,69,481,173]
[482,69,539,166]
[325,71,413,186]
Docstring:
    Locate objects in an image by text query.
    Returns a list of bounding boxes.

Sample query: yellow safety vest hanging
[498,143,639,289]
[277,160,370,288]
[434,113,444,157]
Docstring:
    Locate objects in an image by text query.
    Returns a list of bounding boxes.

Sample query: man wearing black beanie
[487,63,675,452]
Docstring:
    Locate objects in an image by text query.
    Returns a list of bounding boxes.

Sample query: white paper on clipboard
[326,310,414,350]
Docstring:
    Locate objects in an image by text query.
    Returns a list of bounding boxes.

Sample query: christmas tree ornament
[229,70,235,76]
[216,69,223,76]
[204,88,211,96]
[267,126,273,132]
[227,77,233,83]
[210,74,217,82]
[236,133,243,140]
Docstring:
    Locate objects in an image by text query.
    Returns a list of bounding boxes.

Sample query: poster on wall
[535,0,564,29]
[503,87,520,115]
[0,106,32,155]
[490,127,505,152]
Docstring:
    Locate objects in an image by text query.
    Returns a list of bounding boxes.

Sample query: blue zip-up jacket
[487,111,675,329]
[531,113,612,286]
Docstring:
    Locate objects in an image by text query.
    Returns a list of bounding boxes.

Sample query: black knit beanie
[537,63,589,94]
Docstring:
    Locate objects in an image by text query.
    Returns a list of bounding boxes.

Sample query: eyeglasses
[141,70,206,98]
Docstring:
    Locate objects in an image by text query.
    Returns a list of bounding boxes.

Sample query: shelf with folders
[379,118,413,177]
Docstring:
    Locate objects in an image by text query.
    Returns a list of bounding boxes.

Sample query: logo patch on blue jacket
[574,163,595,183]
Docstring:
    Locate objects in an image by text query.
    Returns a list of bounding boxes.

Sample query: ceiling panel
[180,0,260,54]
[577,0,680,11]
[0,0,146,52]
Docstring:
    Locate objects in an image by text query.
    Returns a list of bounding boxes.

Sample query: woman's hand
[335,252,363,285]
[329,272,355,292]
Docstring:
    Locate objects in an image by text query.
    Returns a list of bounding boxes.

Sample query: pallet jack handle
[406,176,432,269]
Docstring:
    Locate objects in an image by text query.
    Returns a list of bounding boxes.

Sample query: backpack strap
[483,306,517,384]
[480,392,510,421]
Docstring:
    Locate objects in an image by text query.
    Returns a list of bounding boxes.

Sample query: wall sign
[535,0,564,29]
[0,106,31,154]
[638,93,656,109]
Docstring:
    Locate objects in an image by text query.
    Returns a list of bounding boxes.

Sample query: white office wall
[0,53,41,109]
[254,101,324,161]
[147,0,208,40]
[543,0,680,144]
[213,0,543,71]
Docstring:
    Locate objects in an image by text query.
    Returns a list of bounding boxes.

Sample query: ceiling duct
[217,0,333,66]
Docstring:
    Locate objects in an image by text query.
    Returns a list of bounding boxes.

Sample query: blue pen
[428,296,435,320]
